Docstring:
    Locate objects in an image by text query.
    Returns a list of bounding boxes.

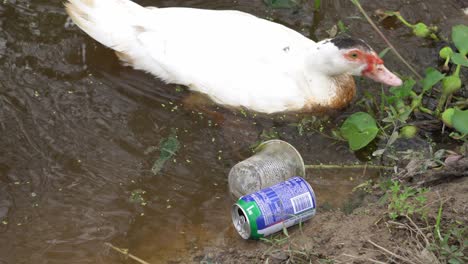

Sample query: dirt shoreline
[191,175,467,264]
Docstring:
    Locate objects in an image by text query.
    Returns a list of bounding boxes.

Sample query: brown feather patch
[329,74,356,109]
[302,74,356,112]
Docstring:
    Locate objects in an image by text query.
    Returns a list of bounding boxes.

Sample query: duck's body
[66,0,402,113]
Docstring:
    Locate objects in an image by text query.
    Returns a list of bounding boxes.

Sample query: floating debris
[104,243,151,264]
[151,129,180,175]
[129,189,146,204]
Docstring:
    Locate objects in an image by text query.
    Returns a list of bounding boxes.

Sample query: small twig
[104,243,152,264]
[374,216,384,225]
[350,0,422,79]
[406,120,440,127]
[342,253,387,264]
[305,164,394,170]
[367,239,418,264]
[453,98,468,107]
[404,215,431,247]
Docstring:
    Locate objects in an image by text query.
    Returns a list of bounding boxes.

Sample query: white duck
[65,0,402,114]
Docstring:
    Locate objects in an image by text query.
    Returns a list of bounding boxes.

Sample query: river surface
[0,0,466,263]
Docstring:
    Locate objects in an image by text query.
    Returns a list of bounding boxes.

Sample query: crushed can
[231,176,316,240]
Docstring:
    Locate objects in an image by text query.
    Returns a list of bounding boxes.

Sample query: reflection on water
[0,0,465,263]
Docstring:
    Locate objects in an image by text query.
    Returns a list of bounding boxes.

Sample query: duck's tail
[65,0,154,64]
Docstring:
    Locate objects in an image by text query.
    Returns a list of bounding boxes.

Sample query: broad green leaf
[452,25,468,55]
[421,67,445,92]
[451,52,468,67]
[390,78,416,98]
[264,0,300,8]
[452,108,468,134]
[340,112,379,151]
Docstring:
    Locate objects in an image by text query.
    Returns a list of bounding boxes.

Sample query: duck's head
[311,36,402,86]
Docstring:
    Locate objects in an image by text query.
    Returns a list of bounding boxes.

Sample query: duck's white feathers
[66,0,339,113]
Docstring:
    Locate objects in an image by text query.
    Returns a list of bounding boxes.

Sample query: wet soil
[192,176,468,264]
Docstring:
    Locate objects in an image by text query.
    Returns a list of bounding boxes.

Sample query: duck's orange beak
[363,64,402,86]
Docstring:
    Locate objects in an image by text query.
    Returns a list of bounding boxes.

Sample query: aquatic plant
[340,112,378,151]
[381,11,439,40]
[340,5,468,151]
[150,129,180,175]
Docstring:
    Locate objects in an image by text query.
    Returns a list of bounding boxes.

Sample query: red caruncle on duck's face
[343,49,402,87]
[344,49,383,72]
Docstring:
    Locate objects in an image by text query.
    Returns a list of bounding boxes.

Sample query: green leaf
[421,67,445,92]
[398,108,413,123]
[282,225,289,236]
[378,47,391,58]
[452,25,468,55]
[264,0,300,8]
[452,108,468,134]
[152,129,180,175]
[441,108,455,127]
[337,20,348,33]
[439,46,454,59]
[387,131,399,145]
[314,0,321,11]
[413,22,431,38]
[451,52,468,67]
[448,259,461,264]
[400,125,418,139]
[442,75,462,95]
[340,112,379,151]
[390,78,416,98]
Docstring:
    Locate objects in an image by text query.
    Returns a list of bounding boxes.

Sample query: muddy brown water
[0,0,465,263]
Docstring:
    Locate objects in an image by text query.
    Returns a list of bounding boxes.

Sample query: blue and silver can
[231,176,316,239]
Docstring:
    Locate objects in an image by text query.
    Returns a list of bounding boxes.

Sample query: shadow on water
[0,0,465,263]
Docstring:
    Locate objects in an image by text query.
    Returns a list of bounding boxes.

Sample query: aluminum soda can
[231,176,316,240]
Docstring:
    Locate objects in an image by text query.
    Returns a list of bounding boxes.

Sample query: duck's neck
[302,45,356,109]
[302,72,355,108]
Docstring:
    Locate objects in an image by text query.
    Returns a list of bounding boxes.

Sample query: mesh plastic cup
[228,140,305,199]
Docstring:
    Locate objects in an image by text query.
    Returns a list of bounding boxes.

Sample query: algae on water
[151,129,180,175]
